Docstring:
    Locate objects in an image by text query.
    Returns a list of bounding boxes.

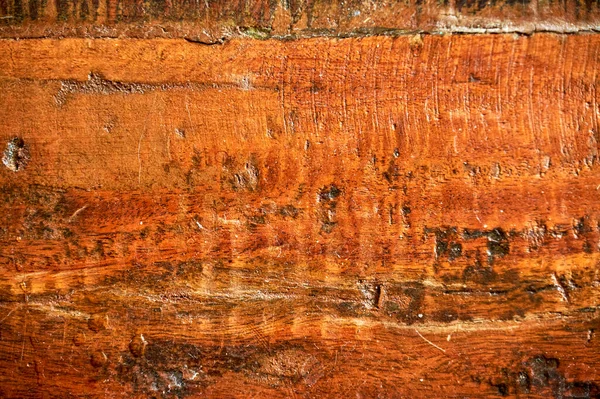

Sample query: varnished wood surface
[1,33,600,398]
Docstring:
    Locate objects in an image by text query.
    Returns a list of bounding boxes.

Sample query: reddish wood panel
[0,34,600,398]
[0,0,599,38]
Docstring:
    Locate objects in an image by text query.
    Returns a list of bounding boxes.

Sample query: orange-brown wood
[0,0,599,39]
[1,33,600,398]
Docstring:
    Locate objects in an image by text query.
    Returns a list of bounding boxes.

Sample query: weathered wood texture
[1,34,600,397]
[0,0,599,39]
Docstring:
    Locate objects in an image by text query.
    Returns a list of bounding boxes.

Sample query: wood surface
[0,0,600,39]
[1,17,600,399]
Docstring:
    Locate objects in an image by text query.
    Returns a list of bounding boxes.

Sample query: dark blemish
[129,334,148,357]
[383,284,425,324]
[373,284,382,308]
[517,371,531,393]
[448,243,462,260]
[80,0,89,20]
[499,308,525,320]
[320,221,337,233]
[432,309,459,323]
[425,227,462,261]
[463,161,480,177]
[90,351,107,368]
[462,228,485,240]
[463,260,496,285]
[91,239,105,258]
[224,156,260,192]
[526,284,555,296]
[73,333,86,346]
[317,184,341,233]
[184,36,226,45]
[574,217,586,236]
[2,137,30,172]
[247,214,267,227]
[336,301,359,316]
[401,206,411,216]
[12,0,23,21]
[435,239,448,259]
[317,184,341,202]
[139,227,150,239]
[56,0,68,21]
[278,204,300,218]
[486,354,600,398]
[527,355,560,388]
[28,0,40,20]
[309,82,322,94]
[190,150,202,168]
[383,160,400,183]
[573,216,592,237]
[487,227,509,262]
[88,314,107,332]
[469,73,481,83]
[175,128,186,138]
[358,281,382,309]
[471,375,482,385]
[118,340,292,396]
[493,383,509,396]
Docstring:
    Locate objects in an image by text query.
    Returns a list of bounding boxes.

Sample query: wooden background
[1,1,600,398]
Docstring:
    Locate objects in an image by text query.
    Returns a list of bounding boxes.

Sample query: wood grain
[1,33,600,398]
[0,0,599,39]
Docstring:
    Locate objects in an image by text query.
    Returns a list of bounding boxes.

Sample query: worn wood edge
[0,0,599,39]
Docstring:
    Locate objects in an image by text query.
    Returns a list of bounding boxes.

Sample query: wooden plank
[1,34,600,397]
[0,0,599,39]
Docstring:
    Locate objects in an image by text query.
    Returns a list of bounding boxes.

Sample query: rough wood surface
[0,0,599,39]
[1,33,600,398]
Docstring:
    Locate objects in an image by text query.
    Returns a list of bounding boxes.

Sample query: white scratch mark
[194,219,205,230]
[415,329,446,353]
[68,205,88,223]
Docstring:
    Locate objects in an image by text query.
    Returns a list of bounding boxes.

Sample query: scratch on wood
[68,205,88,223]
[415,329,446,353]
